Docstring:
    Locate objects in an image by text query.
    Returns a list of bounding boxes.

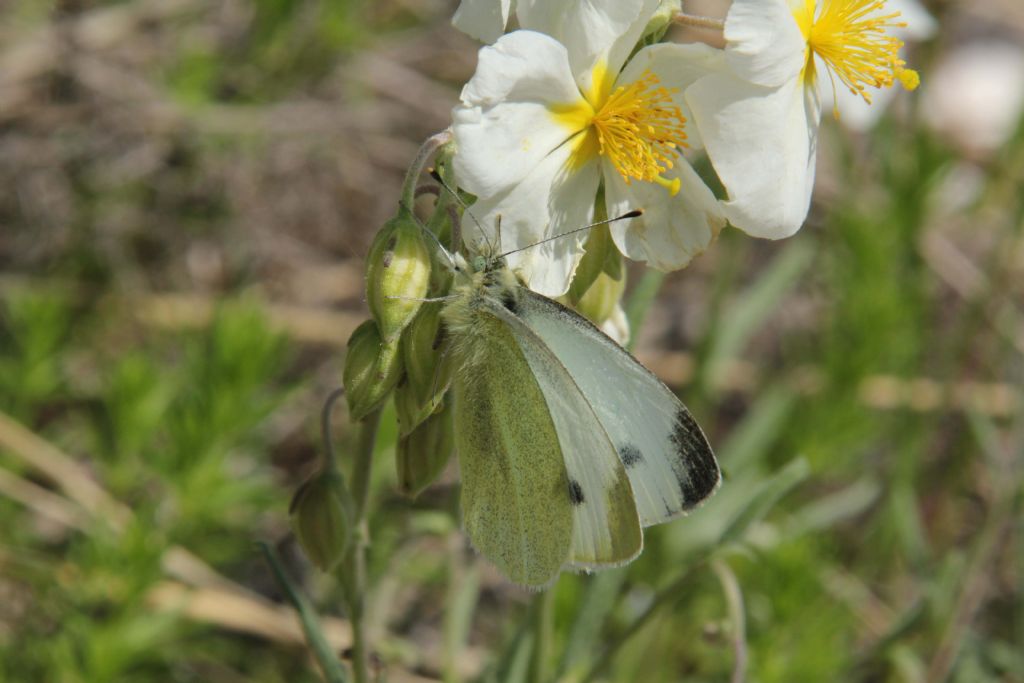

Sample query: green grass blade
[259,543,349,683]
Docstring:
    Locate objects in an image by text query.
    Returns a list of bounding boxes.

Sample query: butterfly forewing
[484,300,643,569]
[451,314,574,587]
[514,290,720,526]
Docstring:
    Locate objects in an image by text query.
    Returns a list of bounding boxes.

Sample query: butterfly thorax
[441,254,522,372]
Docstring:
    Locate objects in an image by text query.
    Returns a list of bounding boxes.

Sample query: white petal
[616,41,728,150]
[578,0,660,78]
[686,74,821,239]
[452,31,583,198]
[458,31,582,106]
[464,144,602,296]
[452,0,513,44]
[600,304,631,347]
[724,0,805,88]
[513,0,563,37]
[521,0,659,94]
[604,159,725,271]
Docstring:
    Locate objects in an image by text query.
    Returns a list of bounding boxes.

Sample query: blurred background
[1,1,1022,681]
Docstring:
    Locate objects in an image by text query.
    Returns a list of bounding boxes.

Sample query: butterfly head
[451,247,510,278]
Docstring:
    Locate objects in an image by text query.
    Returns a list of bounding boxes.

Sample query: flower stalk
[337,407,383,683]
[671,11,725,31]
[402,130,453,210]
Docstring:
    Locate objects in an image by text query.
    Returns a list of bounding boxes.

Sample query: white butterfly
[437,246,720,587]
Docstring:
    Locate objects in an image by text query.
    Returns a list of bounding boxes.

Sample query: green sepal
[342,320,402,420]
[395,394,454,499]
[574,268,627,328]
[641,0,681,46]
[567,223,623,305]
[564,222,626,326]
[400,303,452,407]
[394,371,446,437]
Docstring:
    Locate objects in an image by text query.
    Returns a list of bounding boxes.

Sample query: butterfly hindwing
[513,289,720,526]
[484,300,643,569]
[451,312,574,587]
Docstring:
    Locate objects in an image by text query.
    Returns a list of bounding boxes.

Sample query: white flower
[825,0,936,130]
[685,0,922,239]
[452,0,678,46]
[451,2,725,296]
[452,0,513,44]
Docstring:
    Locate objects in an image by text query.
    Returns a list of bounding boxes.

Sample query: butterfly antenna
[497,209,644,260]
[399,199,457,271]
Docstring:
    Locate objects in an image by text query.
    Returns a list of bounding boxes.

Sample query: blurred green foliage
[1,293,301,682]
[167,0,367,104]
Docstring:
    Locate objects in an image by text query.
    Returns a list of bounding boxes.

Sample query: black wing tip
[670,408,721,506]
[679,453,721,507]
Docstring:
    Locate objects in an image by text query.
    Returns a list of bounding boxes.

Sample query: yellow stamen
[549,69,688,194]
[654,175,682,196]
[591,71,688,188]
[797,0,921,105]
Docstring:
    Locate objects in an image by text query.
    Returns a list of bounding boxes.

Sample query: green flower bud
[642,0,682,44]
[400,303,451,407]
[289,469,353,572]
[366,208,432,342]
[395,395,453,499]
[343,320,402,420]
[575,269,626,327]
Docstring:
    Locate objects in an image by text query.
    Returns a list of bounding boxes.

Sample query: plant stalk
[672,12,725,31]
[339,408,383,683]
[402,131,453,210]
[321,387,347,477]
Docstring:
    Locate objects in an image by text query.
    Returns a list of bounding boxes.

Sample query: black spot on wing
[568,479,585,506]
[618,444,644,468]
[668,408,719,508]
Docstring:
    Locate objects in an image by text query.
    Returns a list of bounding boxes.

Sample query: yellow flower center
[793,0,921,105]
[550,67,688,196]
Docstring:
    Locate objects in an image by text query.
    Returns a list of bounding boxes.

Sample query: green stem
[321,387,347,477]
[260,543,349,683]
[350,409,382,521]
[402,131,453,210]
[624,269,667,352]
[339,408,383,683]
[712,559,747,683]
[530,588,556,683]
